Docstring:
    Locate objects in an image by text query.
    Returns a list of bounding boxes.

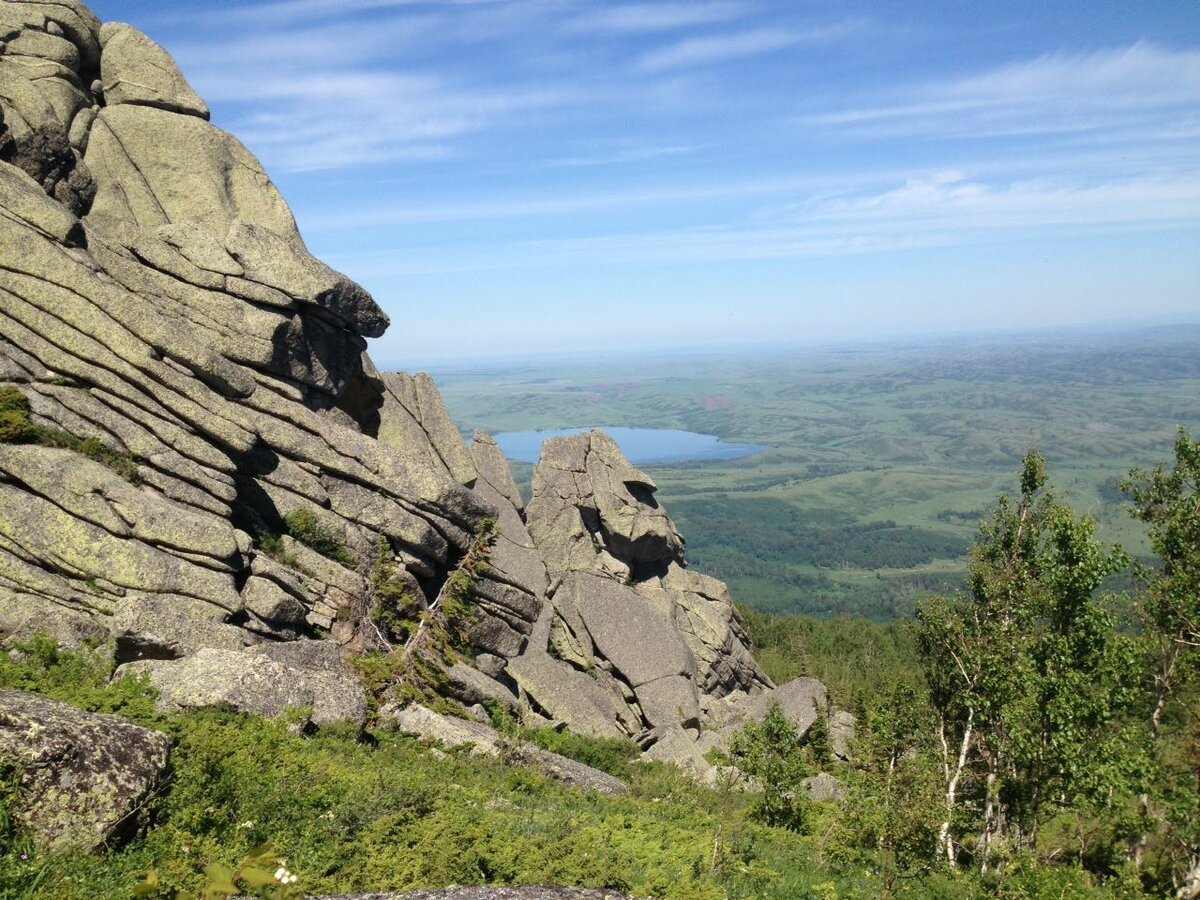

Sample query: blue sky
[89,1,1200,365]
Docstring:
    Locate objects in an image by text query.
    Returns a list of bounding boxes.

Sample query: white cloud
[808,42,1200,140]
[318,171,1200,273]
[637,25,846,72]
[567,3,746,34]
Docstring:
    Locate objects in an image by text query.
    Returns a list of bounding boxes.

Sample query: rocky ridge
[0,0,849,821]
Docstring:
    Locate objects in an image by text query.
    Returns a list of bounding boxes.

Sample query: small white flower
[274,866,288,881]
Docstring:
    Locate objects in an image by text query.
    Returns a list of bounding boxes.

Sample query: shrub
[280,510,356,567]
[0,385,141,483]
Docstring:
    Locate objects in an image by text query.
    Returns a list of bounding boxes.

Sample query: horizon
[89,1,1200,364]
[406,315,1200,372]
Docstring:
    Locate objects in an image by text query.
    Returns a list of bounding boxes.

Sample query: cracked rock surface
[0,0,849,818]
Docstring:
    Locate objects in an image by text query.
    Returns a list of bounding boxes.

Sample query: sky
[88,1,1200,366]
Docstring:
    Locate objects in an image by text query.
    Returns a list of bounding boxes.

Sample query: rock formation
[0,688,171,850]
[0,0,848,794]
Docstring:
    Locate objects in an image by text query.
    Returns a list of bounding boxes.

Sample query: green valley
[433,324,1200,619]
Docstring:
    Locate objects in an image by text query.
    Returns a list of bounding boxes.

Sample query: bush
[726,703,812,830]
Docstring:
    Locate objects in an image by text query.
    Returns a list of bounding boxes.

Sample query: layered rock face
[0,0,844,770]
[0,0,486,716]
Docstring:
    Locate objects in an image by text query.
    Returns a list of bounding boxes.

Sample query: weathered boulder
[527,430,683,577]
[378,372,477,485]
[98,22,208,118]
[830,709,857,762]
[560,573,694,687]
[744,677,828,736]
[0,688,171,850]
[802,772,846,803]
[0,6,497,702]
[516,428,774,754]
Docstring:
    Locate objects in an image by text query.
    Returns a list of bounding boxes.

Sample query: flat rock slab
[117,647,367,728]
[565,573,694,688]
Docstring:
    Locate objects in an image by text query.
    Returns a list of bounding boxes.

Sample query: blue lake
[493,427,768,465]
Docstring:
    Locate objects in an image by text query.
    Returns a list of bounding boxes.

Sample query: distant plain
[431,324,1200,620]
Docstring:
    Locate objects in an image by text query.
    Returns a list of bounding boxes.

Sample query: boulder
[745,677,828,737]
[0,689,171,851]
[802,772,846,803]
[527,430,683,577]
[506,650,635,739]
[98,23,208,118]
[562,573,694,688]
[110,596,248,662]
[117,648,367,729]
[378,372,477,485]
[830,709,857,761]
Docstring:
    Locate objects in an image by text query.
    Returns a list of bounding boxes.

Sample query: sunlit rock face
[0,0,488,697]
[0,0,848,773]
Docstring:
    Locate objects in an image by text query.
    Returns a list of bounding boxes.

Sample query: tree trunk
[978,753,1001,875]
[938,707,973,868]
[1177,851,1200,899]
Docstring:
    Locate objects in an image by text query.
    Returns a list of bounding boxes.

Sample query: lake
[492,427,768,465]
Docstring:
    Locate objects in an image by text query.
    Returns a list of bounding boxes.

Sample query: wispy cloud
[190,66,568,170]
[567,3,746,34]
[317,170,1200,273]
[638,25,844,72]
[543,143,701,168]
[808,42,1200,140]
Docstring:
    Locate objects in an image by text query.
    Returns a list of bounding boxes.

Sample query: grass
[0,638,878,900]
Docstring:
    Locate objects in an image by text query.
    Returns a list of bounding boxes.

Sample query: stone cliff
[0,0,846,776]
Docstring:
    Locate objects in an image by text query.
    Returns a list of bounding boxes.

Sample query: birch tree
[917,451,1138,874]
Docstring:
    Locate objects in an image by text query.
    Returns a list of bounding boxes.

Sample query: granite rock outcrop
[0,0,849,788]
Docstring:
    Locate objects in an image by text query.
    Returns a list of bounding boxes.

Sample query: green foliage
[738,606,923,711]
[0,385,141,483]
[1122,427,1200,895]
[280,510,356,567]
[0,642,861,900]
[726,703,812,830]
[0,634,160,722]
[486,705,639,780]
[917,450,1144,873]
[353,520,497,714]
[368,540,423,644]
[826,683,945,897]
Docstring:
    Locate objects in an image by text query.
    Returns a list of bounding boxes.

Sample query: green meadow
[433,324,1200,619]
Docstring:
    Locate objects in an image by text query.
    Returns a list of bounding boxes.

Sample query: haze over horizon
[90,0,1200,365]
